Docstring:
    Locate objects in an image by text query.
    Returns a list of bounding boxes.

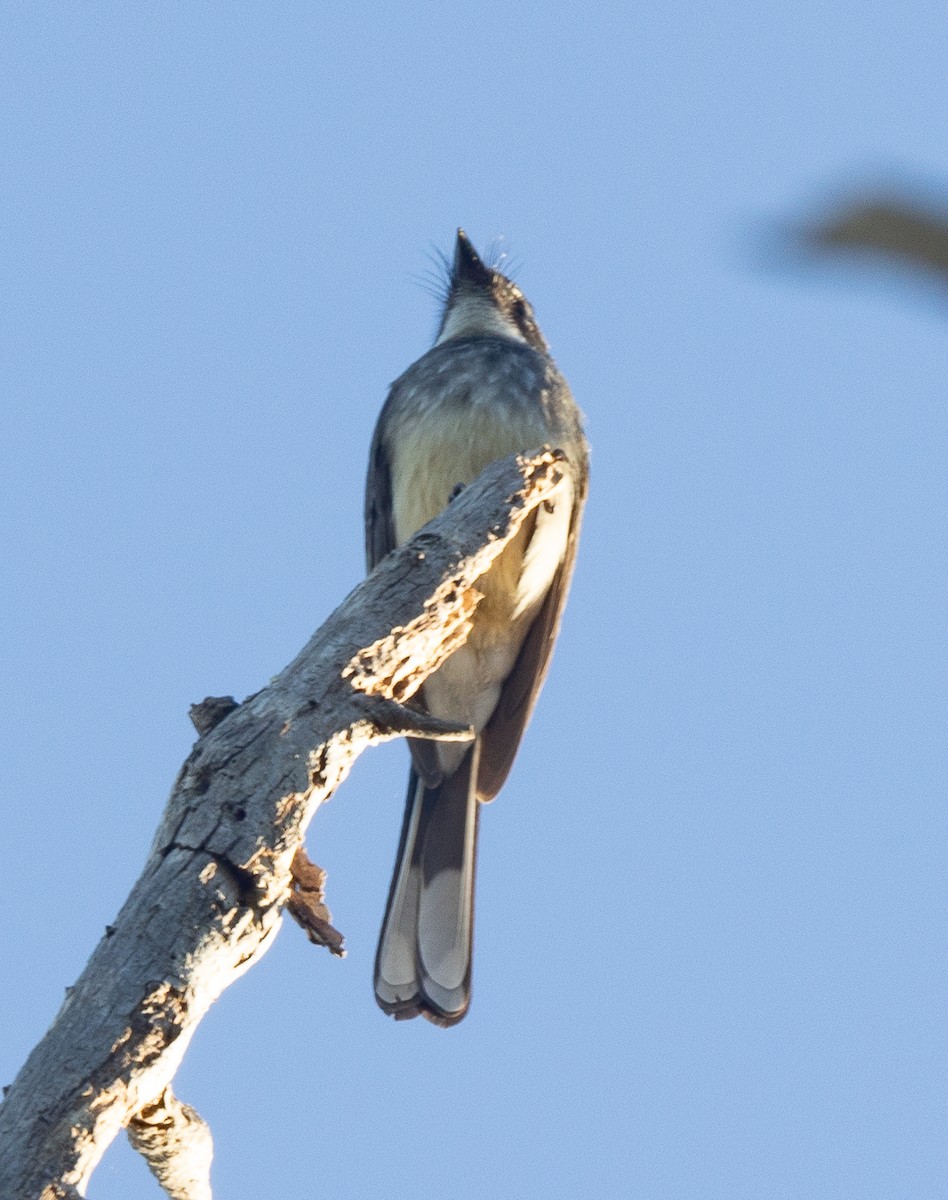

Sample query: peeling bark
[0,449,572,1200]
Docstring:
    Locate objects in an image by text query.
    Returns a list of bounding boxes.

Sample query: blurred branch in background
[791,188,948,291]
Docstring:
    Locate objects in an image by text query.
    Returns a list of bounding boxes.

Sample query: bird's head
[435,229,549,353]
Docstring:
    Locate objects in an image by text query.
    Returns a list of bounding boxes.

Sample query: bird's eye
[511,298,528,325]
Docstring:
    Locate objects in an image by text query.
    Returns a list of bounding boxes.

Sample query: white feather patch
[435,294,528,345]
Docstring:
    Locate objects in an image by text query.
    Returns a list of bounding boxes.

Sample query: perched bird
[365,230,588,1025]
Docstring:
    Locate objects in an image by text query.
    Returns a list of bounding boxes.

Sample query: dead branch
[0,448,573,1200]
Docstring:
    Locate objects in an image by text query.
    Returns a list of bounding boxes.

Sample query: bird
[364,229,589,1025]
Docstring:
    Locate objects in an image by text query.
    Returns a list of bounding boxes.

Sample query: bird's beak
[453,229,492,287]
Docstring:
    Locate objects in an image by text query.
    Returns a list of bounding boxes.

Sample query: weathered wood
[126,1087,213,1200]
[0,448,573,1200]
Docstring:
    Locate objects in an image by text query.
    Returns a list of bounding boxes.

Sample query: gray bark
[0,449,571,1200]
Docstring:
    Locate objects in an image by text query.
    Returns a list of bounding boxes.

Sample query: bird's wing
[476,459,587,801]
[364,412,396,569]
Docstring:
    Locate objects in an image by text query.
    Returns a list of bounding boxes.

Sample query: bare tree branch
[0,448,574,1200]
[126,1088,214,1200]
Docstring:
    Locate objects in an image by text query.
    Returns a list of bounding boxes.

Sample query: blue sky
[2,4,947,1198]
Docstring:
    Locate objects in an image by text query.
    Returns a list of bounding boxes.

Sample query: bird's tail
[374,744,479,1026]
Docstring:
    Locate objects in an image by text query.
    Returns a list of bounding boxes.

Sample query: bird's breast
[387,385,554,546]
[384,379,574,749]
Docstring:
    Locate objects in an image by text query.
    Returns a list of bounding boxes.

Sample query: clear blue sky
[2,4,947,1198]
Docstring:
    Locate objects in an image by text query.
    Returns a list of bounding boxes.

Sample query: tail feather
[375,744,479,1026]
